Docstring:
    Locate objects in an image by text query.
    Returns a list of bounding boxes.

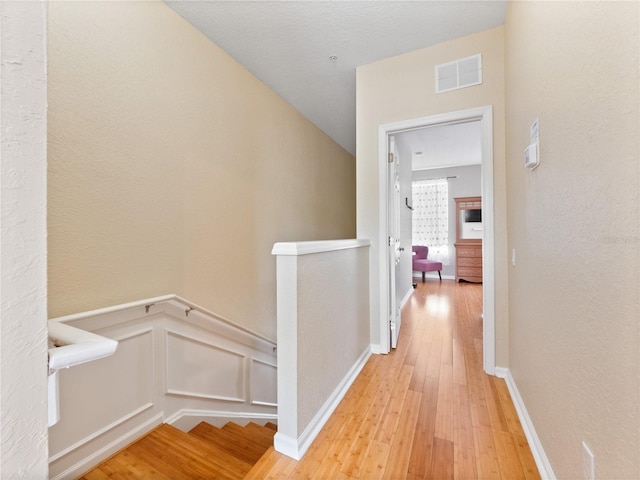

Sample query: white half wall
[272,239,371,459]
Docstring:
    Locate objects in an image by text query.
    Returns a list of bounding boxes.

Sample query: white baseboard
[412,273,455,281]
[274,346,371,460]
[50,414,163,480]
[495,368,556,480]
[400,287,413,308]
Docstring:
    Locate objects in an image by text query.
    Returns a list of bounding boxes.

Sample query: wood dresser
[454,196,483,283]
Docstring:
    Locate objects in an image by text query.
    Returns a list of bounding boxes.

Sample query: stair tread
[265,422,278,431]
[188,422,269,464]
[244,422,277,443]
[132,424,252,480]
[222,422,274,450]
[78,421,274,479]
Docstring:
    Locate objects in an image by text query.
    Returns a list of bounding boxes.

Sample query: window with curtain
[412,178,450,264]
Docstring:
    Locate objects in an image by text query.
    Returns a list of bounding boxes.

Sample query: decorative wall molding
[48,295,276,480]
[165,330,246,403]
[272,238,371,256]
[495,368,556,480]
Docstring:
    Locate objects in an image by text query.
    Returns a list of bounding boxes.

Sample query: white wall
[0,2,49,477]
[412,165,482,278]
[505,2,639,478]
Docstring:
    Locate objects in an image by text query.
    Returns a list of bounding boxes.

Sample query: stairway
[77,421,277,479]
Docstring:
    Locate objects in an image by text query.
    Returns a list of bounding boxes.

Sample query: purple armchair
[412,246,443,282]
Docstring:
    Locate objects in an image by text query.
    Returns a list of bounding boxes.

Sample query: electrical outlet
[511,248,516,266]
[582,441,595,480]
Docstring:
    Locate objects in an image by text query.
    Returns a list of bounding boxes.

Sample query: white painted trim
[49,413,164,480]
[377,106,496,376]
[274,346,371,460]
[400,287,413,309]
[479,107,496,375]
[48,402,155,463]
[271,238,371,256]
[495,368,556,480]
[51,294,275,345]
[412,273,456,281]
[164,330,247,402]
[273,432,301,459]
[48,321,118,371]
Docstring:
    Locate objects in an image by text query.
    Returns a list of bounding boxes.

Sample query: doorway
[378,106,496,375]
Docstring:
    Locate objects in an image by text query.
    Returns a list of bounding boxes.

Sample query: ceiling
[395,120,482,171]
[164,1,507,156]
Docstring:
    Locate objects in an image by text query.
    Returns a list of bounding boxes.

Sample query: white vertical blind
[412,179,449,264]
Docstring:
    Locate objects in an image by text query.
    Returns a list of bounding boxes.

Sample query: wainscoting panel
[49,329,154,456]
[250,358,278,406]
[165,331,245,402]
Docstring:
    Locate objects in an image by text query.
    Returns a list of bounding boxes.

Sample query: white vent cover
[435,54,482,94]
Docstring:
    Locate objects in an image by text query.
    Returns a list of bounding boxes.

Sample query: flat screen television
[464,209,482,223]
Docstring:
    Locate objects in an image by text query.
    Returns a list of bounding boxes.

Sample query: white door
[388,136,402,348]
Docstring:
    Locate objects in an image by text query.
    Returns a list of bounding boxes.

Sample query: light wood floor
[247,280,540,479]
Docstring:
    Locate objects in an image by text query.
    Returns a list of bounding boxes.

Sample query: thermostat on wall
[524,142,539,169]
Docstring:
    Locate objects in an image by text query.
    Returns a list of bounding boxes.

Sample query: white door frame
[377,105,496,375]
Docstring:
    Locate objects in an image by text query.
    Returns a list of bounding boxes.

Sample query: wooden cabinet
[455,242,483,283]
[454,196,483,283]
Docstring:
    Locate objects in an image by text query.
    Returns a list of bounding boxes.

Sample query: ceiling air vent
[435,54,482,94]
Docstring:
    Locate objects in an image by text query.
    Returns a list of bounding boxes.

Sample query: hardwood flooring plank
[407,379,438,479]
[453,384,477,480]
[473,426,501,480]
[513,433,542,480]
[429,437,454,480]
[360,440,392,480]
[374,364,414,445]
[452,338,468,386]
[481,375,510,433]
[434,363,454,442]
[425,322,444,380]
[494,377,525,435]
[409,340,431,392]
[340,371,394,477]
[494,430,527,479]
[382,389,422,479]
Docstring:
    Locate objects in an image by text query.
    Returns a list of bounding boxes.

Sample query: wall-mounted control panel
[524,142,539,168]
[525,118,540,169]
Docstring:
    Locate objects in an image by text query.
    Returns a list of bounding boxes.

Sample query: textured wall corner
[505,2,640,478]
[0,1,49,477]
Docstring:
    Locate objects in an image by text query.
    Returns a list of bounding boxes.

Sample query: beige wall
[505,2,639,479]
[356,27,508,362]
[48,1,355,340]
